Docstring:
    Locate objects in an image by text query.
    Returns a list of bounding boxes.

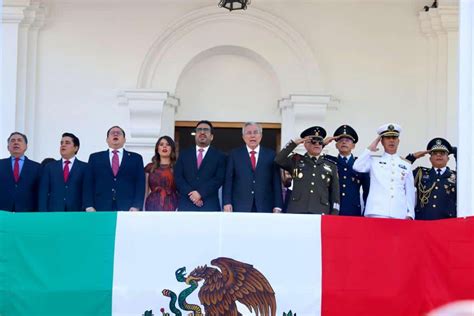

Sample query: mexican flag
[0,211,473,316]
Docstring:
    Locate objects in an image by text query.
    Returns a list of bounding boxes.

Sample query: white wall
[31,1,454,170]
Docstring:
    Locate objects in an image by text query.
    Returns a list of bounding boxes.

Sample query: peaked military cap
[300,126,327,140]
[377,123,401,137]
[333,124,358,143]
[427,137,453,154]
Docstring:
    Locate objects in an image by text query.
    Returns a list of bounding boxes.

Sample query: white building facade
[2,0,473,215]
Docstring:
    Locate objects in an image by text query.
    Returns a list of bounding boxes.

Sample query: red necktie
[112,150,119,176]
[63,160,70,182]
[13,157,20,182]
[197,149,204,169]
[250,151,256,171]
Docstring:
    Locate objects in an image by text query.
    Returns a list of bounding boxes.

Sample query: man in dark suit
[174,120,226,211]
[0,132,41,212]
[324,125,370,216]
[39,133,88,212]
[223,122,282,213]
[84,126,145,212]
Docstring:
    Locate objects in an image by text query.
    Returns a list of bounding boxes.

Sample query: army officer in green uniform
[275,126,340,215]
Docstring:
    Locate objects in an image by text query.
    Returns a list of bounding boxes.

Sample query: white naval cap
[377,123,401,137]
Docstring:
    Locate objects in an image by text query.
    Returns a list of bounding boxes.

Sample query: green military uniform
[275,140,340,215]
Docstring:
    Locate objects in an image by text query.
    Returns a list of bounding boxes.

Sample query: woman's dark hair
[151,136,176,171]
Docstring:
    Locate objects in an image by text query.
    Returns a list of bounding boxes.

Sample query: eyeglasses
[307,138,324,145]
[244,130,261,136]
[109,131,124,136]
[196,127,211,133]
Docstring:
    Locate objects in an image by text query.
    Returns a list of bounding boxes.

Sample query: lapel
[191,147,199,174]
[55,160,65,183]
[65,159,82,183]
[242,146,254,171]
[198,147,212,172]
[102,150,115,177]
[254,147,265,172]
[6,157,15,181]
[18,157,30,182]
[118,150,129,176]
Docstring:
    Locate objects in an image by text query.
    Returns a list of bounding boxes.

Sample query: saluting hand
[294,137,309,145]
[368,136,382,152]
[323,136,337,146]
[412,150,430,159]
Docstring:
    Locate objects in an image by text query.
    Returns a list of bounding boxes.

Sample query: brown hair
[151,136,176,172]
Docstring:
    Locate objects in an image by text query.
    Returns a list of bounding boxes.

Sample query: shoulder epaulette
[322,156,337,165]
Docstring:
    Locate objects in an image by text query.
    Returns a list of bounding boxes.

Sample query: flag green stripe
[0,211,117,316]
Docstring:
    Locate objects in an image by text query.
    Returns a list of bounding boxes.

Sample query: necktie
[112,150,119,176]
[63,160,71,182]
[13,157,20,182]
[436,168,442,176]
[197,149,204,169]
[250,151,256,171]
[343,157,348,164]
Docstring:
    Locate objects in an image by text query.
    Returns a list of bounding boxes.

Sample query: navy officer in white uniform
[353,123,415,219]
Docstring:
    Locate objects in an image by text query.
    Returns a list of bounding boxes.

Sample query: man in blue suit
[223,122,282,213]
[84,126,145,212]
[0,132,41,212]
[39,133,88,212]
[174,120,226,211]
[324,125,370,216]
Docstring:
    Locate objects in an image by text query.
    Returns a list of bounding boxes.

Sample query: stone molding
[136,5,324,95]
[1,0,46,157]
[118,89,179,162]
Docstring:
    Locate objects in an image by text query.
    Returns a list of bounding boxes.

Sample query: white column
[418,2,459,143]
[278,94,333,154]
[118,89,179,163]
[1,0,45,158]
[457,0,474,217]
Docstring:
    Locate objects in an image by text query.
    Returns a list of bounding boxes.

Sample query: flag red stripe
[321,216,474,316]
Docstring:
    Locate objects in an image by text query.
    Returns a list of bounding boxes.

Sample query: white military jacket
[353,149,415,219]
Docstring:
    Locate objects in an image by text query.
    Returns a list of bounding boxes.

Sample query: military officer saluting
[275,126,340,215]
[353,123,415,219]
[407,137,457,220]
[324,125,370,216]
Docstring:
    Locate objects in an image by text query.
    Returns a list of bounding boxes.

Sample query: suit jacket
[83,149,145,211]
[174,146,226,211]
[38,159,88,212]
[223,146,282,212]
[325,154,370,216]
[0,157,41,212]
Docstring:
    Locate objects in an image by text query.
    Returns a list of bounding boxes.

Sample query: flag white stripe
[112,212,322,316]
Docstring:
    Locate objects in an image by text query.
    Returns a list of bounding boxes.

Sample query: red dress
[144,163,178,211]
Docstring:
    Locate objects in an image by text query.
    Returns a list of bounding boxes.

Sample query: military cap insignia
[436,139,442,145]
[388,124,395,131]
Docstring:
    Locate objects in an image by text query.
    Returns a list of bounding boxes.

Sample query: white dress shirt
[62,156,76,170]
[196,145,210,159]
[353,149,416,219]
[246,145,260,166]
[109,148,123,166]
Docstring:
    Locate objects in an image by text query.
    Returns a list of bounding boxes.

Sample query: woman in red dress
[144,136,178,211]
